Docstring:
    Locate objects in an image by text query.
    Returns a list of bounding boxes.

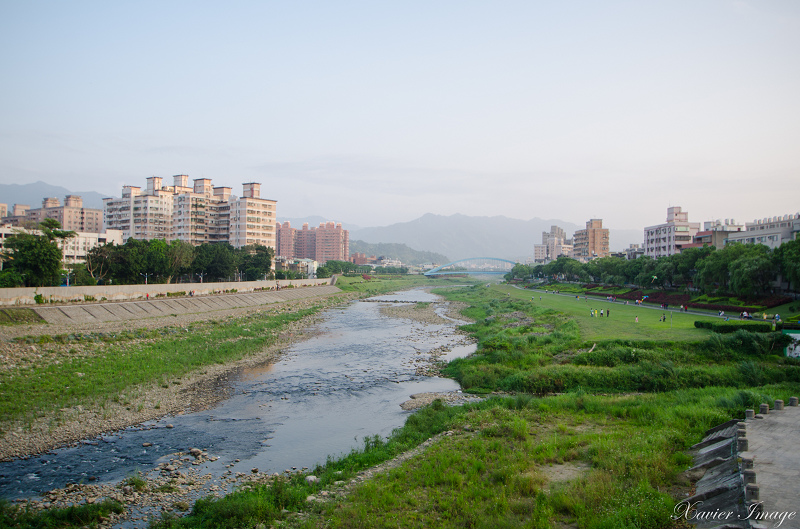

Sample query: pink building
[276,221,349,263]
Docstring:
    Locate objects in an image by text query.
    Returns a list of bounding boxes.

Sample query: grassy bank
[334,275,475,295]
[0,307,325,427]
[125,283,800,529]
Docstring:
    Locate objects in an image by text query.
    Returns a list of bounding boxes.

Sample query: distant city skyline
[1,1,798,230]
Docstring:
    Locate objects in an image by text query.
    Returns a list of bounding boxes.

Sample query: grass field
[493,283,717,342]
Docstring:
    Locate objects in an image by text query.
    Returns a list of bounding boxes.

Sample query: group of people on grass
[589,308,610,318]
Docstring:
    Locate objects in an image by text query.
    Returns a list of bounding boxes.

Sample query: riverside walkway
[740,403,800,529]
[31,285,342,325]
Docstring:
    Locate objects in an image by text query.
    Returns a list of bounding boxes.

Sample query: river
[0,288,475,526]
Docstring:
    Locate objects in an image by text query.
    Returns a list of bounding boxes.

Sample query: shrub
[710,321,773,334]
[694,321,712,329]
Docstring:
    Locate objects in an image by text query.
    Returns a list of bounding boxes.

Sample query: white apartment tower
[228,183,277,249]
[643,206,700,258]
[104,177,275,249]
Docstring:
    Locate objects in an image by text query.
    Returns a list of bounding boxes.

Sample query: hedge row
[694,321,775,333]
[688,302,763,313]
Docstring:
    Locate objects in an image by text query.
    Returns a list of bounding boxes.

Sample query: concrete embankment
[31,285,341,325]
[0,277,334,306]
[684,399,800,529]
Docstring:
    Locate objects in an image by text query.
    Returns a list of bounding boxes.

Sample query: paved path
[741,405,800,529]
[31,285,342,325]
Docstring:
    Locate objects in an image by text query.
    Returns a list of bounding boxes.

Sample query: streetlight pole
[140,272,151,285]
[196,272,206,283]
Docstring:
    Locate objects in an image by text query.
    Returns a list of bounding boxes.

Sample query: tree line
[0,220,274,287]
[314,260,408,278]
[506,240,800,297]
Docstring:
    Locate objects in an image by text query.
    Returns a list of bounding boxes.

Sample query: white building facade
[104,177,276,249]
[725,213,800,249]
[644,207,700,258]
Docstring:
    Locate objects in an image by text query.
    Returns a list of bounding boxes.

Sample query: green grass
[0,304,329,426]
[334,275,477,295]
[439,285,796,395]
[0,308,45,325]
[0,498,124,528]
[498,283,717,341]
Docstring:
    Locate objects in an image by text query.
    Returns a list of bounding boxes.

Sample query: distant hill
[349,240,449,266]
[0,181,109,210]
[351,213,641,262]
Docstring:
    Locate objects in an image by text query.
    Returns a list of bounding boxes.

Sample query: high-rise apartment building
[533,225,573,263]
[3,196,102,233]
[573,219,609,262]
[104,177,276,249]
[228,183,277,249]
[643,207,699,258]
[104,184,173,241]
[275,221,349,263]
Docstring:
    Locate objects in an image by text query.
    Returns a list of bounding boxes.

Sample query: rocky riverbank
[0,292,359,461]
[1,287,480,528]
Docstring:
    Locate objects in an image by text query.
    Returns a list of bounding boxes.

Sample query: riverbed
[0,288,475,526]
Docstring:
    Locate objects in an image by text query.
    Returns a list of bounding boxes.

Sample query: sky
[1,1,799,231]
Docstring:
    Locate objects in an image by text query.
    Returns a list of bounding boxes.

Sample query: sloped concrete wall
[0,278,334,306]
[32,285,343,324]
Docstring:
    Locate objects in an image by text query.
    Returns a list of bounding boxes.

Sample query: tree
[775,238,800,292]
[237,244,273,281]
[165,240,195,283]
[696,243,771,294]
[728,248,775,297]
[144,239,170,282]
[193,243,237,281]
[0,270,24,287]
[109,238,148,284]
[85,243,114,283]
[70,263,97,286]
[4,220,75,287]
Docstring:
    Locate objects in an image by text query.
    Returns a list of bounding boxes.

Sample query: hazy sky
[1,1,798,230]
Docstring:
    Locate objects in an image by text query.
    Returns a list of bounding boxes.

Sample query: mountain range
[286,213,641,262]
[0,181,108,210]
[1,182,642,263]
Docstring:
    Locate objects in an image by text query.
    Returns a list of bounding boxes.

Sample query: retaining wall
[0,278,335,306]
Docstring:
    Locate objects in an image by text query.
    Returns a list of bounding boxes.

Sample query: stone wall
[0,278,334,306]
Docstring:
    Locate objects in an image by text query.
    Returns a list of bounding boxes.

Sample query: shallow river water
[0,289,475,524]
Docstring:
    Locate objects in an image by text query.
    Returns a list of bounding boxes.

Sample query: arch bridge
[424,257,517,277]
